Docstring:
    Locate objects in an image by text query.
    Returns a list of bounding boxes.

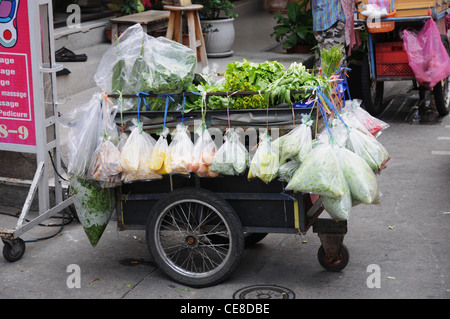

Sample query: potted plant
[106,0,145,16]
[193,0,238,57]
[270,0,315,53]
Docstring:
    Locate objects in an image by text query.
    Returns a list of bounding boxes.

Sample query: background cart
[113,97,349,288]
[356,0,450,116]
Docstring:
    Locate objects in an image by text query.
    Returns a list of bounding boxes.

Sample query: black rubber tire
[317,244,349,272]
[146,187,245,288]
[2,239,26,263]
[361,53,385,115]
[432,35,450,116]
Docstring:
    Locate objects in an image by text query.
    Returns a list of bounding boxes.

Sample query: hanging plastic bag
[61,93,120,177]
[336,147,378,204]
[343,99,389,137]
[403,18,450,89]
[210,130,249,176]
[248,130,280,183]
[322,179,352,221]
[149,127,172,175]
[188,124,217,178]
[345,127,391,172]
[278,160,301,183]
[70,176,115,247]
[277,114,313,164]
[287,143,347,198]
[119,119,162,183]
[168,123,193,176]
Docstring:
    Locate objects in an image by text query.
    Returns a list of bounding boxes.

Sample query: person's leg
[314,20,347,71]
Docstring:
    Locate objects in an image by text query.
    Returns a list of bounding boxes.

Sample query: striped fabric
[312,0,346,32]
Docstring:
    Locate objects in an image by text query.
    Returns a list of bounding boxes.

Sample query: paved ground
[1,9,449,302]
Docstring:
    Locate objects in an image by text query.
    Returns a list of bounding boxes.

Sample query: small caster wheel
[3,239,26,262]
[317,243,349,272]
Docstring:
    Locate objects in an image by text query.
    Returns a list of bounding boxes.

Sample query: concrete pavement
[1,3,450,301]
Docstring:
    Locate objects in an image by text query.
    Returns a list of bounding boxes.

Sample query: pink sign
[0,0,36,147]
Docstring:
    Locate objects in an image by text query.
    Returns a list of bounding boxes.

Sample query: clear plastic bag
[278,160,300,183]
[336,147,378,204]
[248,131,280,183]
[277,115,313,164]
[210,130,249,176]
[119,119,162,182]
[286,143,346,198]
[95,24,197,102]
[87,139,122,188]
[70,176,115,247]
[403,18,450,89]
[61,93,118,177]
[322,180,352,221]
[343,99,389,137]
[189,125,217,178]
[168,123,193,176]
[149,127,172,175]
[345,127,391,172]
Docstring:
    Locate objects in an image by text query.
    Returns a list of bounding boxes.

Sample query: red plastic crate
[375,42,414,77]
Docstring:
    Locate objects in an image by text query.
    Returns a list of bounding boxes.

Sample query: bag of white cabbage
[168,123,193,176]
[210,130,248,176]
[248,130,280,183]
[119,119,162,182]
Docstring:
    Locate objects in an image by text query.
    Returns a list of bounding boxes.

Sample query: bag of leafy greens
[322,179,352,221]
[70,176,115,247]
[345,127,391,173]
[286,143,346,198]
[336,147,378,204]
[278,160,301,183]
[210,130,248,176]
[248,130,279,183]
[278,115,313,164]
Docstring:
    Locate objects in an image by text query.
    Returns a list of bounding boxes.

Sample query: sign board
[0,0,36,148]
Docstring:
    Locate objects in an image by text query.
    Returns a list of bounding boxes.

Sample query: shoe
[56,68,71,76]
[55,47,87,62]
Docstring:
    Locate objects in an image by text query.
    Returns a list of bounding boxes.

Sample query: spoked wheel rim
[154,199,234,278]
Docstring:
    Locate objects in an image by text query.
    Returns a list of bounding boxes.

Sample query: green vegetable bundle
[320,44,344,77]
[70,176,115,247]
[264,62,329,106]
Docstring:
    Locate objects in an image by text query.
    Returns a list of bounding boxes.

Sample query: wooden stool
[164,4,208,68]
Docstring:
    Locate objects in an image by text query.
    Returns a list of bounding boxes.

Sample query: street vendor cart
[113,97,348,288]
[356,0,450,116]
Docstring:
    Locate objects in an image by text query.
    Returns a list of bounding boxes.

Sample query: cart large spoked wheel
[146,187,245,288]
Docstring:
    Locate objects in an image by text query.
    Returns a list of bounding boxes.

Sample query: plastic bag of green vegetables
[278,160,300,183]
[286,143,346,198]
[70,176,115,247]
[345,127,391,173]
[276,114,313,164]
[322,179,352,221]
[210,130,249,175]
[248,131,280,183]
[336,147,378,204]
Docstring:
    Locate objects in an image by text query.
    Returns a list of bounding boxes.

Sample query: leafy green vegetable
[70,176,115,247]
[320,44,344,77]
